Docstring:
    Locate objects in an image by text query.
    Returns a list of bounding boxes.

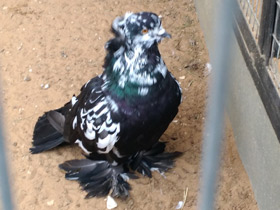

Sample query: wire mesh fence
[239,0,280,92]
[1,0,279,209]
[239,0,263,39]
[270,0,280,89]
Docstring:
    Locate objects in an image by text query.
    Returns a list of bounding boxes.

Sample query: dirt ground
[0,0,258,209]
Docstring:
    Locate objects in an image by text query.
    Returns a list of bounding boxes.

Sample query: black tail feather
[30,109,67,154]
[46,110,65,134]
[129,142,182,177]
[59,159,137,198]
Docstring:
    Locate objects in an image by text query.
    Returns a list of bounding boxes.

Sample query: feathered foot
[59,159,137,198]
[128,142,182,177]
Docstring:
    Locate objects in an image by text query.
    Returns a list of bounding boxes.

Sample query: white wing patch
[78,96,120,154]
[72,116,77,129]
[84,120,96,140]
[96,110,120,153]
[75,139,91,154]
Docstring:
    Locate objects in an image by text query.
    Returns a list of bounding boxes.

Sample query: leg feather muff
[129,142,182,177]
[59,159,137,198]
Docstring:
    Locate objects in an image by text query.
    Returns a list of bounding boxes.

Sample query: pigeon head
[112,12,171,48]
[103,12,171,100]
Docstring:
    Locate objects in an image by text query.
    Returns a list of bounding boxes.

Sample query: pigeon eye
[142,29,148,34]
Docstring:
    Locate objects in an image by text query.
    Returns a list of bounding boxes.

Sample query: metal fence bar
[254,0,260,36]
[0,108,14,209]
[197,0,235,209]
[239,0,262,39]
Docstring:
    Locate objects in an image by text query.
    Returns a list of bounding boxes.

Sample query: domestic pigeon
[30,12,182,198]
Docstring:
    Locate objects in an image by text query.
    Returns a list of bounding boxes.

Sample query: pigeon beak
[160,32,171,38]
[158,28,171,39]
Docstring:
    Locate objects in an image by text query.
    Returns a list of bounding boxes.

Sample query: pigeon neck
[102,43,167,100]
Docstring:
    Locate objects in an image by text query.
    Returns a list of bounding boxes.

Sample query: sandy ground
[0,0,258,209]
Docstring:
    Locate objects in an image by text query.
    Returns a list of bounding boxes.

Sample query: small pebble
[176,201,184,209]
[19,108,24,114]
[189,39,196,46]
[106,196,117,209]
[24,76,31,81]
[61,51,68,58]
[204,62,212,76]
[47,200,54,206]
[44,84,50,89]
[18,43,23,50]
[179,76,185,80]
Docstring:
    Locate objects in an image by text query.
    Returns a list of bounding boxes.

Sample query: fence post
[258,0,277,63]
[197,0,235,209]
[0,102,14,209]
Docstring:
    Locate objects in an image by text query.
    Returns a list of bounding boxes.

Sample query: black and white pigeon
[31,12,182,198]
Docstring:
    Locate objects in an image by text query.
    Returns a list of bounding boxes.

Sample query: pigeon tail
[30,106,68,154]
